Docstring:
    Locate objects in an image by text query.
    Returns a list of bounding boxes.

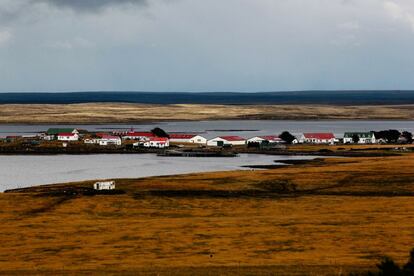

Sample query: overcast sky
[0,0,414,92]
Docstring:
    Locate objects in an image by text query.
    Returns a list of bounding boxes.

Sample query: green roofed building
[343,132,376,144]
[46,128,79,135]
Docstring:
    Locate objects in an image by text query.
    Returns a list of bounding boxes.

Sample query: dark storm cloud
[39,0,148,12]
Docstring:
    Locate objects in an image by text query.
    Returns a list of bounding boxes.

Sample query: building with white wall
[247,135,284,144]
[343,132,376,144]
[169,134,207,144]
[57,133,79,141]
[207,136,246,147]
[299,133,336,144]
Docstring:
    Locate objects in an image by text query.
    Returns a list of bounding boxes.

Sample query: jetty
[158,150,238,157]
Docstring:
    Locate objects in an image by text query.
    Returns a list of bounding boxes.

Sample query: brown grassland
[1,103,414,123]
[1,149,414,275]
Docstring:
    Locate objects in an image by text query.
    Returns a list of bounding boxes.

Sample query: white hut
[93,181,116,190]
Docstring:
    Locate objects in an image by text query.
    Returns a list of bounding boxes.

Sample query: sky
[0,0,414,92]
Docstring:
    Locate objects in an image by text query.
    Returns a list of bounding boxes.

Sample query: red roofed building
[207,136,246,146]
[122,131,154,141]
[169,134,207,144]
[143,137,170,148]
[98,134,122,146]
[300,133,336,144]
[99,134,119,140]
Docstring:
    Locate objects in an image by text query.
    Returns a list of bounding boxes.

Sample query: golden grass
[1,154,414,274]
[1,103,414,123]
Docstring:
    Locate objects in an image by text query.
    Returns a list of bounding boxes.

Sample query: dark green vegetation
[352,248,414,275]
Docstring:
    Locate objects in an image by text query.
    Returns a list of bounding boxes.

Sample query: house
[97,134,122,146]
[189,135,208,144]
[169,134,207,144]
[343,132,376,144]
[42,134,55,141]
[47,128,79,136]
[142,137,170,148]
[93,181,115,190]
[207,136,246,147]
[83,133,122,146]
[122,131,154,141]
[299,133,336,144]
[57,133,79,141]
[247,135,284,144]
[84,138,99,144]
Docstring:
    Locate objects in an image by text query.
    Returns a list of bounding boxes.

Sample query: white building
[42,135,55,141]
[57,133,79,141]
[93,181,116,190]
[207,136,246,147]
[122,132,154,141]
[189,135,208,144]
[299,133,336,144]
[84,138,99,144]
[142,137,170,148]
[169,134,207,144]
[98,135,122,146]
[343,132,376,144]
[247,135,284,144]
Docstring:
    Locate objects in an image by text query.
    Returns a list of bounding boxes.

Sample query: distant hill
[1,91,414,105]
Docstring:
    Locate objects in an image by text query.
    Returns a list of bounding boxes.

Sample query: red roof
[100,134,120,140]
[259,135,282,141]
[96,133,110,138]
[150,137,169,142]
[219,136,245,141]
[169,134,197,139]
[303,133,335,139]
[125,132,154,137]
[58,133,76,137]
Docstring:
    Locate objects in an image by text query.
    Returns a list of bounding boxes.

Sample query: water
[1,91,414,105]
[1,120,414,138]
[0,154,317,192]
[1,120,411,191]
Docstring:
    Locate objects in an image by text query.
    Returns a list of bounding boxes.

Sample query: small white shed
[93,181,116,190]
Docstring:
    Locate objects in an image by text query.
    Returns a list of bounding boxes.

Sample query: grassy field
[1,103,414,123]
[1,152,414,274]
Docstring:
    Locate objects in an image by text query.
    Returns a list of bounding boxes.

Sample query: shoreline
[0,147,406,156]
[3,157,324,194]
[1,146,407,193]
[1,152,413,272]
